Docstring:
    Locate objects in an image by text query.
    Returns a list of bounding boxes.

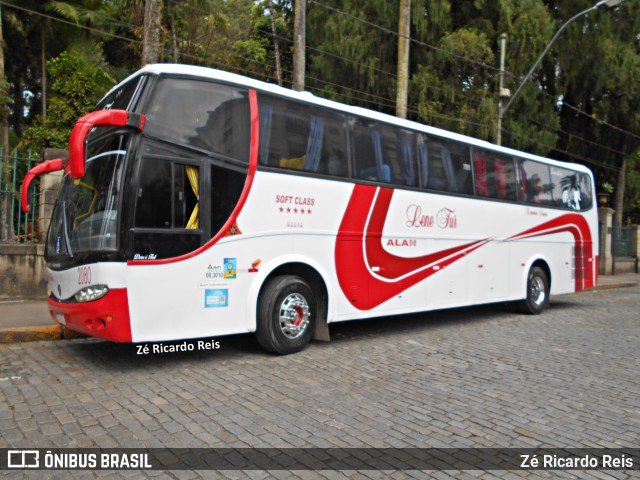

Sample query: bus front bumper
[49,288,132,342]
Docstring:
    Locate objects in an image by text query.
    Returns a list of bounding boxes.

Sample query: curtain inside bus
[185,165,199,229]
[303,116,324,171]
[401,135,416,186]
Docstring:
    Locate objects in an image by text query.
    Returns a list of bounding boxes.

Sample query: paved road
[1,287,639,478]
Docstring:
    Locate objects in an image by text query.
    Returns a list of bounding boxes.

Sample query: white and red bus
[23,64,598,354]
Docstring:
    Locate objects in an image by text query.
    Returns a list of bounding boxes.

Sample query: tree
[0,4,11,241]
[396,0,410,119]
[267,0,283,85]
[550,0,640,226]
[19,50,114,151]
[306,0,403,111]
[142,0,163,64]
[0,5,8,158]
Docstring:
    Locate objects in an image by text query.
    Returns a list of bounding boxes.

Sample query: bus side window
[321,112,348,177]
[431,139,472,194]
[259,95,351,176]
[519,159,553,206]
[473,154,488,196]
[136,159,199,229]
[259,95,309,169]
[472,149,517,200]
[400,131,418,187]
[211,163,246,236]
[352,123,378,181]
[423,143,449,192]
[551,167,591,211]
[577,172,593,210]
[419,136,463,193]
[352,121,392,183]
[380,127,416,187]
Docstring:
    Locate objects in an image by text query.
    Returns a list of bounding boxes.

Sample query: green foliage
[4,0,640,223]
[625,154,640,223]
[19,50,114,150]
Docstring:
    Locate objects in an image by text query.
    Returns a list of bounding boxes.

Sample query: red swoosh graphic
[335,184,486,310]
[507,213,595,291]
[335,185,596,311]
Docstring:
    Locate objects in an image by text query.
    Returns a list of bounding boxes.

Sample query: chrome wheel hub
[530,277,546,307]
[278,293,310,339]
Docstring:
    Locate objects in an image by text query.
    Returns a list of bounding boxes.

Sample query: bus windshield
[47,133,129,258]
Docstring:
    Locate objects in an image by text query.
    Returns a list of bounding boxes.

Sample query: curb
[0,325,86,344]
[587,282,639,292]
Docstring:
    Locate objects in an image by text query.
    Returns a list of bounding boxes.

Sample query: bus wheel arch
[518,260,551,315]
[256,263,329,354]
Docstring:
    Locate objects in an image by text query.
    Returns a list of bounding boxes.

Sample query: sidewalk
[1,272,638,344]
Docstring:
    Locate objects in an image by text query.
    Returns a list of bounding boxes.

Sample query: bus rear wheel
[256,275,315,354]
[518,266,549,315]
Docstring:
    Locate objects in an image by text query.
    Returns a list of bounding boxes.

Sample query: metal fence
[612,226,634,257]
[0,148,40,243]
[612,225,639,274]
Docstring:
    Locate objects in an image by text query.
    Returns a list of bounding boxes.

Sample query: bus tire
[518,266,549,315]
[256,275,315,354]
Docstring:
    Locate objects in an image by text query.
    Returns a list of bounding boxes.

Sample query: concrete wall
[0,243,48,300]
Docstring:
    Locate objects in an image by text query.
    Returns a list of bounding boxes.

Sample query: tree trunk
[170,9,178,63]
[142,0,163,66]
[613,155,626,229]
[292,0,306,91]
[41,28,47,121]
[268,0,282,86]
[396,0,410,119]
[0,5,9,156]
[0,5,12,241]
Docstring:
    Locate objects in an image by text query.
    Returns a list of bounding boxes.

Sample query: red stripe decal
[335,185,486,310]
[335,186,596,310]
[507,213,595,290]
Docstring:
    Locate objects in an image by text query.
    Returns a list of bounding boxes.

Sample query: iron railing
[612,225,639,274]
[0,148,40,243]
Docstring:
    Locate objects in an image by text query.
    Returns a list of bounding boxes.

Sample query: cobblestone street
[1,286,639,479]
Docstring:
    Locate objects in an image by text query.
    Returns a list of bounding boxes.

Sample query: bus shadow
[325,302,517,345]
[326,295,584,347]
[65,298,578,369]
[65,330,266,371]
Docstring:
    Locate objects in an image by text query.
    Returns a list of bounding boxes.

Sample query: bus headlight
[75,285,109,303]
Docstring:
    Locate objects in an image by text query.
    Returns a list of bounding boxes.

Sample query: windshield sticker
[205,288,228,308]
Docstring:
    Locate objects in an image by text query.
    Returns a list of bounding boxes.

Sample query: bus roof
[108,63,592,176]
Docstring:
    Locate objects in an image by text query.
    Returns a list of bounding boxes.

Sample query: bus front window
[47,134,128,259]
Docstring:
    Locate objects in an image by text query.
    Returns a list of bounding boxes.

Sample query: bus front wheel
[257,275,315,354]
[518,266,549,315]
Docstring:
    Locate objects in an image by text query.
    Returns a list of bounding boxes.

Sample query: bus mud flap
[312,300,330,342]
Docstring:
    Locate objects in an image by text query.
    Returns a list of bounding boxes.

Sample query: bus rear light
[75,285,109,303]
